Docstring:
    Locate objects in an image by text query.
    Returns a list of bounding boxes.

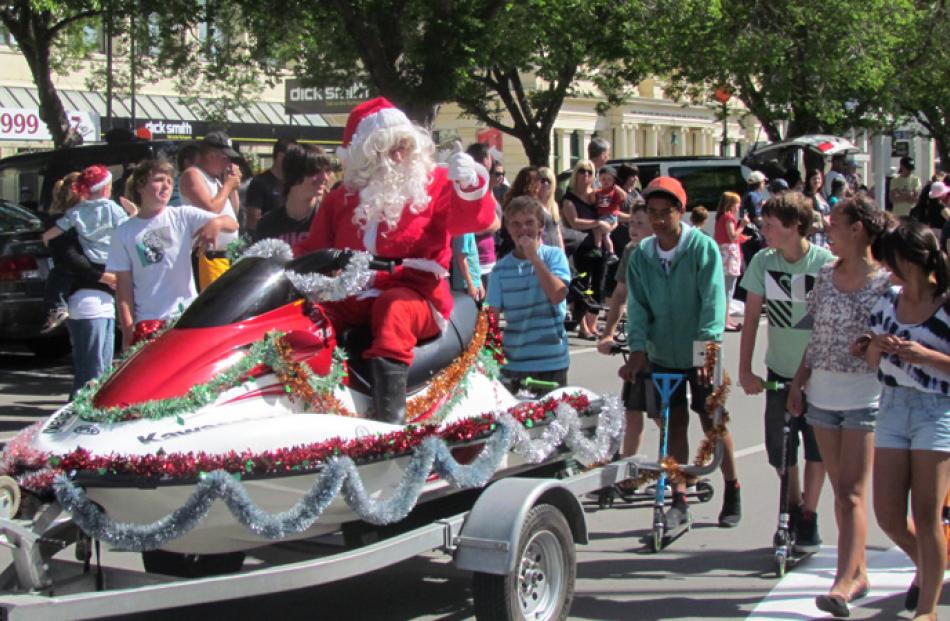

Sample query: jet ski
[1,245,610,555]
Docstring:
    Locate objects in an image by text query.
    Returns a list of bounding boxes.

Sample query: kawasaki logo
[137,423,223,445]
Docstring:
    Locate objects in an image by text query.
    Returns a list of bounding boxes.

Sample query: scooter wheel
[774,550,787,578]
[695,480,714,503]
[650,528,663,553]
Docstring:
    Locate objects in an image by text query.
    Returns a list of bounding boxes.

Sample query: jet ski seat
[340,292,480,395]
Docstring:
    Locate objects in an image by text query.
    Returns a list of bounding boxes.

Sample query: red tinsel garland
[27,393,591,486]
[485,309,506,366]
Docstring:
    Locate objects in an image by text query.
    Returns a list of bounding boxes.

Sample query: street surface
[0,320,947,621]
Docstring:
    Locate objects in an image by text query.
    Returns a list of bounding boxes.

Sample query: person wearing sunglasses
[537,166,565,251]
[562,159,609,339]
[490,162,509,204]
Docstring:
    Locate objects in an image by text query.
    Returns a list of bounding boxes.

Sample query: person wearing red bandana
[294,97,495,423]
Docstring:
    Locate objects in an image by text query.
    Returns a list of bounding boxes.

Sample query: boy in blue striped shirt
[486,196,571,393]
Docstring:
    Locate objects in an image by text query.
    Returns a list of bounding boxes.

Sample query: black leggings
[572,235,607,316]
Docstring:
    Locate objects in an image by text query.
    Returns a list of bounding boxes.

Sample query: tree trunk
[786,106,825,139]
[9,18,81,148]
[914,110,949,170]
[398,99,440,129]
[522,128,552,167]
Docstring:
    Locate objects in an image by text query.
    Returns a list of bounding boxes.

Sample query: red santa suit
[294,101,495,365]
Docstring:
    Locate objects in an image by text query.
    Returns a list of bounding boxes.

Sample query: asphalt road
[0,322,947,621]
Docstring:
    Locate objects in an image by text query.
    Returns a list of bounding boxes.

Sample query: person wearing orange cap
[618,176,741,530]
[294,97,496,423]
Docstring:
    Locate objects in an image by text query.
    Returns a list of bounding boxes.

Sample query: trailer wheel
[0,476,21,519]
[472,503,576,621]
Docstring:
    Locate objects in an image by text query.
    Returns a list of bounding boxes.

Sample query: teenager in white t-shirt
[106,160,238,350]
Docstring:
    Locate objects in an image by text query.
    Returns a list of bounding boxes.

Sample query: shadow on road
[0,348,71,420]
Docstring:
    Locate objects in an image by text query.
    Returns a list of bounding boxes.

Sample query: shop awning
[0,86,342,144]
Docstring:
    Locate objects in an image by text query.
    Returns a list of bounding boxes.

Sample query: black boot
[369,357,408,424]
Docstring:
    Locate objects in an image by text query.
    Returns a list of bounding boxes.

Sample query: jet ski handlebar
[285,249,399,275]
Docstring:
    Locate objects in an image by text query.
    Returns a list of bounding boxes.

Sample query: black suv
[0,140,186,215]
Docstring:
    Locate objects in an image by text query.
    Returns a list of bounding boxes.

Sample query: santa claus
[294,97,496,423]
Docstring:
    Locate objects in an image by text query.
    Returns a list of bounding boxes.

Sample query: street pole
[129,13,136,131]
[721,101,728,156]
[105,12,112,131]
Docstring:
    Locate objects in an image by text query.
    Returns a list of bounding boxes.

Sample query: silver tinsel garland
[285,251,375,302]
[53,397,622,552]
[239,238,295,263]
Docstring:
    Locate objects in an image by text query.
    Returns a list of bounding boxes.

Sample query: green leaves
[656,0,917,139]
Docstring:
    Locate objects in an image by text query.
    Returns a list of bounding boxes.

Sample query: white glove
[447,152,480,189]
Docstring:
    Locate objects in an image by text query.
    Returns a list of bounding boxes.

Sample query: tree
[452,0,652,166]
[0,0,104,146]
[893,1,950,165]
[655,0,913,141]
[1,0,280,146]
[243,0,508,126]
[84,1,282,126]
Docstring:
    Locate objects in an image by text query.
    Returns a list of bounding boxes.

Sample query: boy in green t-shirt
[739,191,835,553]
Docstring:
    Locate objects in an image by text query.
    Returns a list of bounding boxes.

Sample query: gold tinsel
[405,311,489,423]
[273,311,490,421]
[620,343,732,489]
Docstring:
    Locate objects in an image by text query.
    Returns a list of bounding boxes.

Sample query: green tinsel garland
[72,330,348,425]
[226,237,249,263]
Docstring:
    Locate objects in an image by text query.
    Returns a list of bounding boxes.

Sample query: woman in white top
[787,197,891,617]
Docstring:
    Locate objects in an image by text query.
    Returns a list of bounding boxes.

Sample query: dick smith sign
[284,79,370,115]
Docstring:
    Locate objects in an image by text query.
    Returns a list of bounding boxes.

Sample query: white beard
[352,154,432,231]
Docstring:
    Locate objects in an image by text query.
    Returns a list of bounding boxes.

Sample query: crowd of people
[36,109,950,620]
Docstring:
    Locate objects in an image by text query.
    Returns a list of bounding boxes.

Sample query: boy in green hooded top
[620,177,741,530]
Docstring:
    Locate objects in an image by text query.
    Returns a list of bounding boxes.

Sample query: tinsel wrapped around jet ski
[0,241,622,556]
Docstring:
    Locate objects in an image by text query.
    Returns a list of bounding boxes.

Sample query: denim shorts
[805,403,877,432]
[876,385,950,452]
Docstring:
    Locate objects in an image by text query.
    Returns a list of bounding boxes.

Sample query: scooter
[648,371,693,552]
[593,347,714,511]
[766,380,816,577]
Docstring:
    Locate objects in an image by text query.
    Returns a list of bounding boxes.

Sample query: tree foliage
[656,0,914,141]
[893,0,950,164]
[243,0,508,126]
[3,0,283,146]
[0,0,103,146]
[452,0,653,166]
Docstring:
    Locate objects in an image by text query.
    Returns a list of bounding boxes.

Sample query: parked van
[556,155,752,211]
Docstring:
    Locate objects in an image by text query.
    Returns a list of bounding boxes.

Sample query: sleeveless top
[196,168,239,250]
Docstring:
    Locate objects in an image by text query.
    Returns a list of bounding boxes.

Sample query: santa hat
[72,165,113,198]
[338,97,412,157]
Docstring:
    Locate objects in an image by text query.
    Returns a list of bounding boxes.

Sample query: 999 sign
[0,110,40,136]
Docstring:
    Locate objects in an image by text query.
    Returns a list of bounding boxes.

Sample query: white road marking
[570,347,599,355]
[735,443,766,459]
[747,546,946,620]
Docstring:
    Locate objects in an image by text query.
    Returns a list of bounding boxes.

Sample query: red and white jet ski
[8,246,607,555]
